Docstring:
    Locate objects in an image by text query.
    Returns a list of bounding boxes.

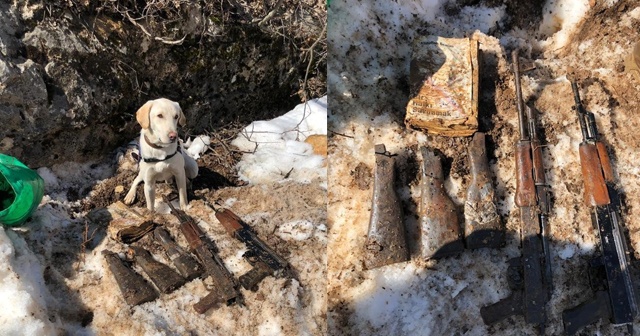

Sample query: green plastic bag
[0,154,44,226]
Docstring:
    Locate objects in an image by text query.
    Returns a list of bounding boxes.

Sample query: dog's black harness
[138,134,182,163]
[142,146,181,163]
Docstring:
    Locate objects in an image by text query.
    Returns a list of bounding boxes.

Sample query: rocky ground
[328,0,640,335]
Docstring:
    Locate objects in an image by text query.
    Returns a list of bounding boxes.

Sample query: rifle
[164,198,242,313]
[562,81,637,335]
[206,201,292,290]
[480,50,552,334]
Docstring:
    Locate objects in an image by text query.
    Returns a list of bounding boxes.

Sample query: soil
[350,162,372,191]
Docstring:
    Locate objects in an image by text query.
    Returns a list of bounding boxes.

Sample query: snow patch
[36,167,59,191]
[184,135,210,160]
[455,5,506,34]
[538,0,590,51]
[0,228,56,336]
[277,220,316,241]
[558,244,577,260]
[231,96,327,186]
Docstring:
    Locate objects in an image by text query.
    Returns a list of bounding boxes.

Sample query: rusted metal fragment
[193,286,237,314]
[464,132,504,249]
[103,250,158,306]
[117,220,158,244]
[364,144,409,269]
[419,147,464,259]
[128,246,186,294]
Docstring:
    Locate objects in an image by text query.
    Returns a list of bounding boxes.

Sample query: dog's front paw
[123,191,136,205]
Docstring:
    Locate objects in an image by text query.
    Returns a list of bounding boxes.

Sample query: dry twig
[123,11,187,45]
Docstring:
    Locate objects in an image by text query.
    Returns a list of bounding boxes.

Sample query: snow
[276,220,316,241]
[0,228,56,336]
[452,4,506,34]
[231,96,327,187]
[558,244,577,260]
[184,135,211,160]
[538,0,590,51]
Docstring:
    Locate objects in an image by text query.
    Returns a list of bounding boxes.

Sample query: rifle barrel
[512,50,528,141]
[571,81,590,141]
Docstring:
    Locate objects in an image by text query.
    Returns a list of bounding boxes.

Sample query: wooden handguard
[531,140,546,184]
[515,142,537,207]
[181,219,204,250]
[579,143,610,207]
[215,209,243,236]
[596,142,614,182]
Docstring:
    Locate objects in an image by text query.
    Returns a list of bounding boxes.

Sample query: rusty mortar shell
[129,246,187,294]
[364,144,409,269]
[419,147,464,259]
[102,250,158,306]
[464,132,504,249]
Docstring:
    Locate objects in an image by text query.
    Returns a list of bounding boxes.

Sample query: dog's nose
[169,132,177,142]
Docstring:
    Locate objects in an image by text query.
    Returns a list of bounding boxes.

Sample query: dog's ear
[174,101,186,127]
[135,101,154,129]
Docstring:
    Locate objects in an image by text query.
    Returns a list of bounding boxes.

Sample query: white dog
[124,98,198,211]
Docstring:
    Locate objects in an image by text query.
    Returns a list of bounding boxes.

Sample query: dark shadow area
[192,167,234,191]
[477,48,500,133]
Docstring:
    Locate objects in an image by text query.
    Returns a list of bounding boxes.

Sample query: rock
[0,2,21,57]
[23,24,97,58]
[0,58,47,107]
